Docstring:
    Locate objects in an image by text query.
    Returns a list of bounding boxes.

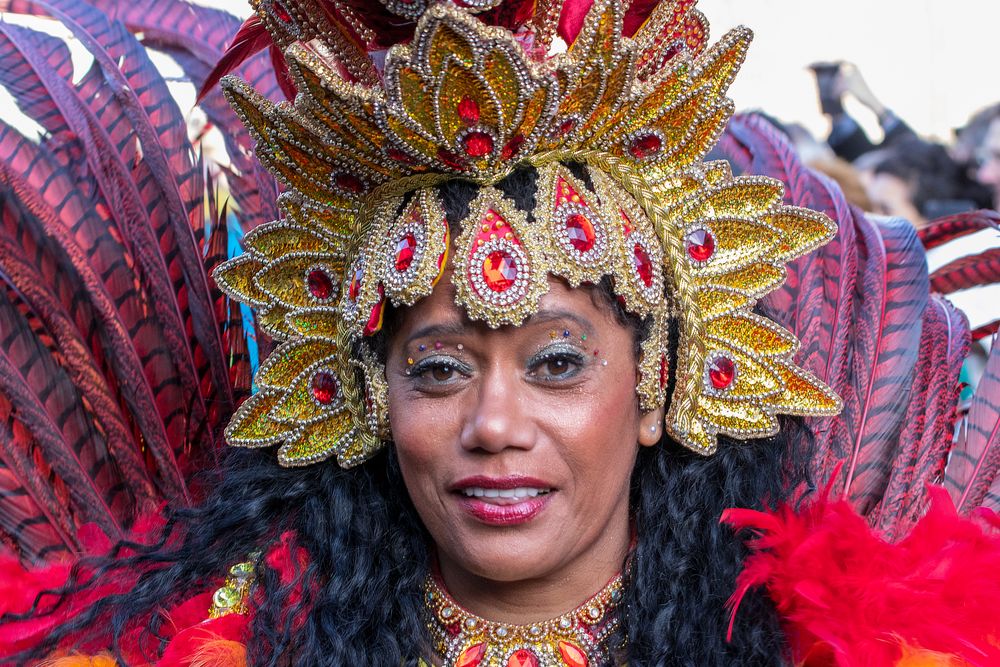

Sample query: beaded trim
[424,574,624,667]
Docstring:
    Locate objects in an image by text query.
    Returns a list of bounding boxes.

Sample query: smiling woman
[0,1,998,666]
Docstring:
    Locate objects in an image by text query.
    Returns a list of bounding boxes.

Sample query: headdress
[213,0,842,467]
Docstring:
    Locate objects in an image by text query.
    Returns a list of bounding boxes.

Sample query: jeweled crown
[214,0,842,467]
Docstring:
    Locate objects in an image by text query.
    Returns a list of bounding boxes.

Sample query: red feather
[198,16,273,103]
[723,483,1000,666]
[945,338,1000,514]
[918,209,1000,251]
[720,115,973,529]
[930,247,1000,294]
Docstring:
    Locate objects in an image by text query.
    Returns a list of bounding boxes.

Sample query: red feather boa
[723,485,1000,666]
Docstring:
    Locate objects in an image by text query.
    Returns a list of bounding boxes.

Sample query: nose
[459,362,536,454]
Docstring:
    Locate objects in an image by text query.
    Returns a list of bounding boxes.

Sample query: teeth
[461,487,549,499]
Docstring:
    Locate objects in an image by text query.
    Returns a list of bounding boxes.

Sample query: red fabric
[723,485,1000,666]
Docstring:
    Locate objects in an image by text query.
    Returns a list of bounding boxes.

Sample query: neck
[434,509,631,623]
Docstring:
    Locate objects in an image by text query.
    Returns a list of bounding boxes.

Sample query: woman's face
[386,273,661,611]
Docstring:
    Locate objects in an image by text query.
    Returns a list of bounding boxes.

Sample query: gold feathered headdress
[213,0,841,467]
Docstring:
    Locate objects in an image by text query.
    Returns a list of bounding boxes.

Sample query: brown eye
[544,358,570,376]
[431,364,456,382]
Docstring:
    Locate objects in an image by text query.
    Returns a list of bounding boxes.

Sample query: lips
[450,475,554,526]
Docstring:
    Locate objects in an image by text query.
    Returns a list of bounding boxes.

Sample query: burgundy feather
[721,115,972,529]
[918,209,1000,251]
[929,247,1000,294]
[197,16,273,103]
[944,338,1000,514]
[0,0,278,561]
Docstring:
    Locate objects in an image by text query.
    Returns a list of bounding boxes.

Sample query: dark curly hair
[4,165,808,666]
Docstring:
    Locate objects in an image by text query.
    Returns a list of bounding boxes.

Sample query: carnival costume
[0,0,997,665]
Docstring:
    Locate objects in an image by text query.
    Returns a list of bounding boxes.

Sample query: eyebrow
[403,308,594,347]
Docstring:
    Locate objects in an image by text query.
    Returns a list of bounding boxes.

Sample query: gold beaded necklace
[423,573,624,667]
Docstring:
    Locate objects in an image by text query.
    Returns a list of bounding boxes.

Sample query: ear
[637,405,665,447]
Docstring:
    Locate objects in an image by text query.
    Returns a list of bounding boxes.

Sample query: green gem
[213,586,240,609]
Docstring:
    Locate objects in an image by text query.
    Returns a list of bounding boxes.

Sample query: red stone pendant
[566,213,596,253]
[456,643,486,667]
[633,242,654,287]
[558,641,589,667]
[394,233,417,272]
[708,356,736,389]
[307,268,334,300]
[507,649,540,667]
[458,96,481,125]
[334,172,364,194]
[629,132,662,159]
[310,372,338,405]
[272,0,292,22]
[348,265,363,302]
[463,131,494,157]
[685,228,715,262]
[482,250,518,292]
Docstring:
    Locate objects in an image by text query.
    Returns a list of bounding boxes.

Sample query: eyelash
[406,345,588,387]
[527,347,586,381]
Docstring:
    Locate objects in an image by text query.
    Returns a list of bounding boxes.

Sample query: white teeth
[461,487,549,499]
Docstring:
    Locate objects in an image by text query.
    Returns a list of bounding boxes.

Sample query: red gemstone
[387,147,414,164]
[507,649,539,667]
[456,643,486,667]
[311,372,338,405]
[457,96,481,125]
[566,213,596,252]
[660,354,669,388]
[482,250,517,292]
[334,172,364,194]
[363,286,385,336]
[558,641,588,667]
[394,233,417,272]
[556,117,577,136]
[307,268,334,300]
[708,356,736,389]
[463,131,494,157]
[438,147,467,170]
[348,266,363,302]
[685,228,715,262]
[502,134,525,159]
[272,0,292,22]
[633,242,654,287]
[629,133,663,159]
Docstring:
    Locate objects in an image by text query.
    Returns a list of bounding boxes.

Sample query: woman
[0,0,997,665]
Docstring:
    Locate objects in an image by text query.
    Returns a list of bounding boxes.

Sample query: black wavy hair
[5,165,808,666]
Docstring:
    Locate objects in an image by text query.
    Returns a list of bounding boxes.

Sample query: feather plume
[198,16,273,103]
[720,115,973,528]
[722,481,1000,666]
[918,209,1000,251]
[944,338,1000,513]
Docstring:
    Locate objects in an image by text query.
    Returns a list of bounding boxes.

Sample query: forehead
[391,271,620,339]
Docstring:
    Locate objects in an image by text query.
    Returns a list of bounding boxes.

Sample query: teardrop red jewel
[457,96,481,125]
[348,266,363,301]
[708,356,736,389]
[334,172,364,194]
[507,649,540,667]
[629,133,662,159]
[685,228,715,262]
[394,233,417,272]
[502,134,525,159]
[456,643,486,667]
[482,250,517,292]
[463,131,494,157]
[272,0,292,22]
[556,118,576,136]
[566,213,596,252]
[558,641,589,667]
[307,268,334,300]
[633,242,654,287]
[311,372,338,405]
[387,147,414,164]
[438,147,467,170]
